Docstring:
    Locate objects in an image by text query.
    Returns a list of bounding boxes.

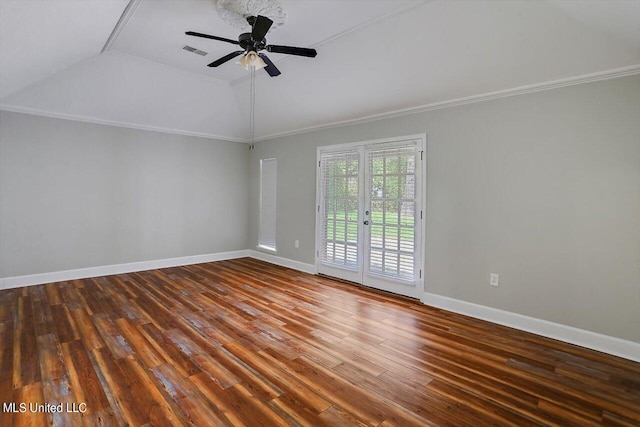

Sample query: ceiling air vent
[182,45,208,56]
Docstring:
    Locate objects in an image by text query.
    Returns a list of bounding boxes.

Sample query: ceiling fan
[186,15,317,77]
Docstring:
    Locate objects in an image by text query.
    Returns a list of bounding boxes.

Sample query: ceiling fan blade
[185,31,239,45]
[267,45,317,58]
[208,51,244,67]
[251,15,273,42]
[258,53,281,77]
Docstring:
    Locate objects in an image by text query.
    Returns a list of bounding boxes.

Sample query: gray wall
[248,75,640,342]
[0,111,249,277]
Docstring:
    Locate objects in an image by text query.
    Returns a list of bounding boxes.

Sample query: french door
[316,135,424,299]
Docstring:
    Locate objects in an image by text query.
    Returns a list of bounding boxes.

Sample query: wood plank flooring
[1,257,639,426]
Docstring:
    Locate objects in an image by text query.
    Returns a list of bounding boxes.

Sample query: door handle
[363,220,369,225]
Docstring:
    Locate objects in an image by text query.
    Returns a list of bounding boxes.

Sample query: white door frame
[315,134,426,299]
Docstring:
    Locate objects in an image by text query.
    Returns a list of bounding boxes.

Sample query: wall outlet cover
[490,273,499,287]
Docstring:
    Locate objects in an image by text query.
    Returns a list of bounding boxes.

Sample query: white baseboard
[0,250,249,290]
[422,292,640,363]
[248,250,317,275]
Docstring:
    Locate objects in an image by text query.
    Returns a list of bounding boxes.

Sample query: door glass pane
[367,146,416,281]
[320,151,359,270]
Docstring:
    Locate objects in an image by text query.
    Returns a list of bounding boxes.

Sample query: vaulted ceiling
[1,0,639,142]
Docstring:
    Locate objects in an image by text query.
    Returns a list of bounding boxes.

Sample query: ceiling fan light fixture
[237,51,267,70]
[187,2,315,77]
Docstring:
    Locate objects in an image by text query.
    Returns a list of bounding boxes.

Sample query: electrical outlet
[490,273,499,287]
[294,240,299,249]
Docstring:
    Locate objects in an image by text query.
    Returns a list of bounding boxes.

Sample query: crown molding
[0,104,249,143]
[2,65,636,144]
[255,65,640,142]
[102,0,143,53]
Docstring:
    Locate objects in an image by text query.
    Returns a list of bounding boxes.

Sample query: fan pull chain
[249,65,256,149]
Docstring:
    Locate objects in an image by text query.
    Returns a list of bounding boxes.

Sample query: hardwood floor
[1,258,638,426]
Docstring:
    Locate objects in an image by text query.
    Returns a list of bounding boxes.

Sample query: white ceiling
[1,0,639,142]
[0,0,129,99]
[111,0,421,82]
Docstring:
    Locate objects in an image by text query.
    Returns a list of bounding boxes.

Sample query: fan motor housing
[239,33,266,52]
